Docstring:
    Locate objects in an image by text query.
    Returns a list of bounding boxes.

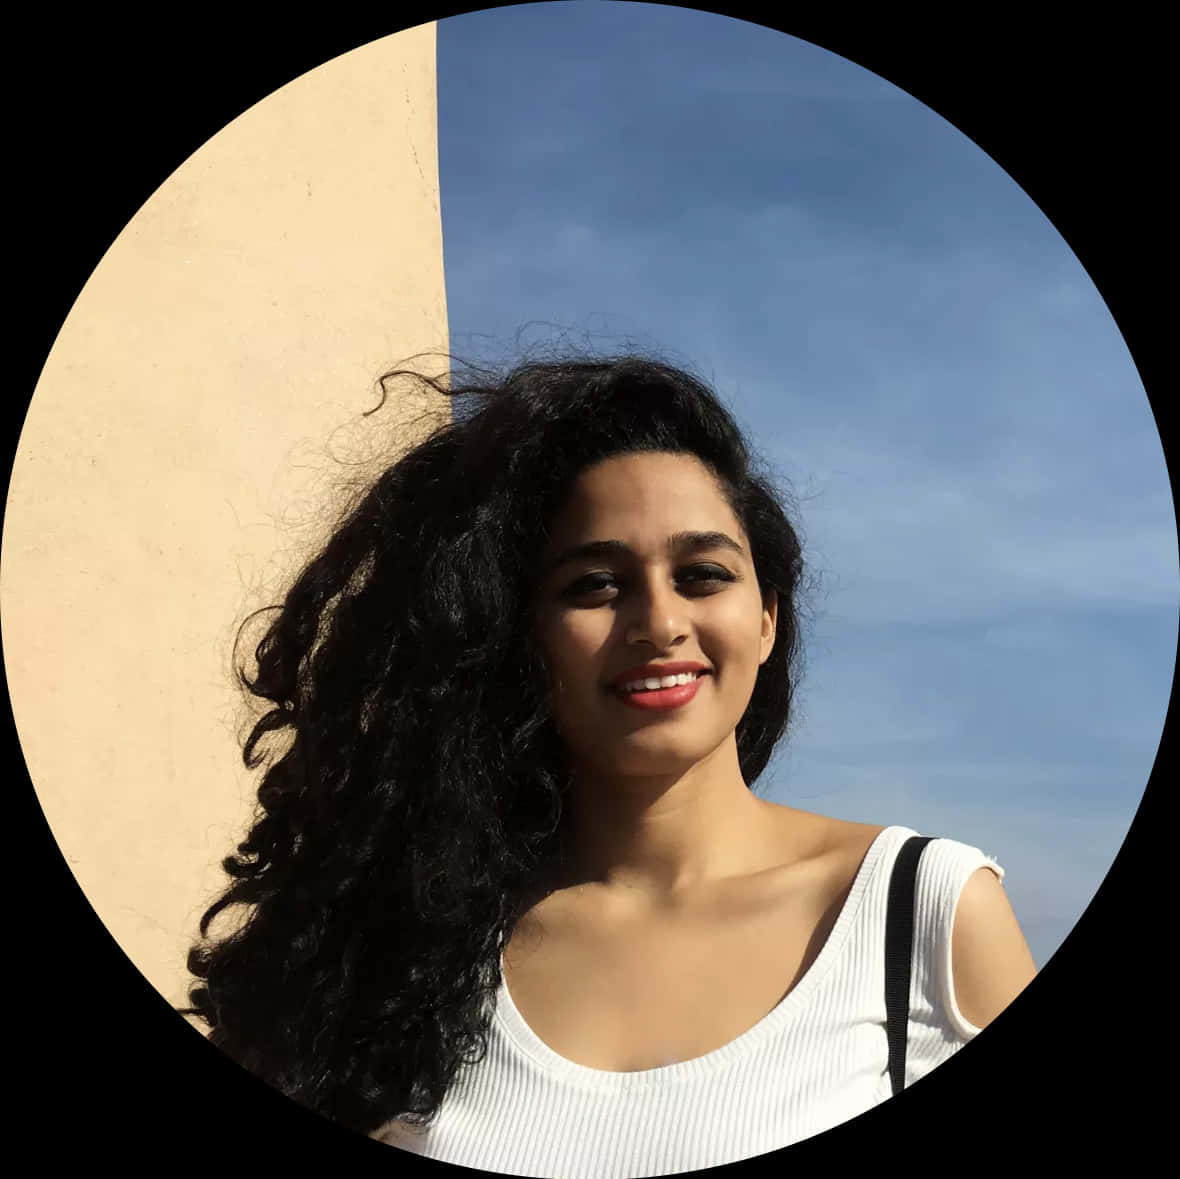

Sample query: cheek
[709,597,766,656]
[537,613,600,691]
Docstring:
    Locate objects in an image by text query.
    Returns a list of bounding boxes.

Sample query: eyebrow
[545,530,746,575]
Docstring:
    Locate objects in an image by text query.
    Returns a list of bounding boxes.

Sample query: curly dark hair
[174,349,811,1137]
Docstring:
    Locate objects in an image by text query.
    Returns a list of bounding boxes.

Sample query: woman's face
[534,451,777,781]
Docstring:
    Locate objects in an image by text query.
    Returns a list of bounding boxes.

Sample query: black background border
[6,4,1173,1170]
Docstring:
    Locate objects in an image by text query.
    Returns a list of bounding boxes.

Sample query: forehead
[551,452,741,535]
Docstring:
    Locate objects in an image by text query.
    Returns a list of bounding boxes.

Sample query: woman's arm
[951,866,1039,1030]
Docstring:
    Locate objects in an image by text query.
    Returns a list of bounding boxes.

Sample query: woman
[176,352,1037,1174]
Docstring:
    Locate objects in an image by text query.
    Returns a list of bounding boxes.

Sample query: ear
[759,589,778,665]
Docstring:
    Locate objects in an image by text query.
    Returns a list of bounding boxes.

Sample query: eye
[561,564,737,601]
[678,564,736,588]
[564,572,616,597]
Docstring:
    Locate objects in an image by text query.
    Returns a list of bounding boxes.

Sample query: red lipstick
[608,662,711,713]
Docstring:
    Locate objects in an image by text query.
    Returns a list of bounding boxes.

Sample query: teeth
[620,671,702,693]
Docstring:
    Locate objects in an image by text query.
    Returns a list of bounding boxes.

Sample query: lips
[612,674,706,712]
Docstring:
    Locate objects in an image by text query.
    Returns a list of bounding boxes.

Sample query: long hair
[175,350,810,1135]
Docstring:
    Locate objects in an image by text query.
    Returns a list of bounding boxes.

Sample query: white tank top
[370,824,1005,1175]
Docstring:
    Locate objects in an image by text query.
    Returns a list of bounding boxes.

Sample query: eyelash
[563,565,737,599]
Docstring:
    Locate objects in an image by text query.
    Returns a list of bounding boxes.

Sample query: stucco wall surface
[2,23,449,1029]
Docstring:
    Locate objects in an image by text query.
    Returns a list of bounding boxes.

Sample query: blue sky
[435,2,1177,969]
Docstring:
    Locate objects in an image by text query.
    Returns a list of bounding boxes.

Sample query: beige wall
[1,24,449,1032]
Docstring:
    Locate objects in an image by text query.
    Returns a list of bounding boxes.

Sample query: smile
[611,673,707,711]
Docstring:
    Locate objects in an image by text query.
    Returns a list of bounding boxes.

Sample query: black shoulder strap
[885,834,937,1096]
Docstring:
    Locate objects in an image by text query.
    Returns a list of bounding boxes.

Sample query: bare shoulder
[951,866,1038,1030]
[747,805,889,921]
[815,815,889,893]
[825,815,889,856]
[771,810,1039,1031]
[762,802,886,867]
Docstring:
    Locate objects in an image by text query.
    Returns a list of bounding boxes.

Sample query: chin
[586,740,717,779]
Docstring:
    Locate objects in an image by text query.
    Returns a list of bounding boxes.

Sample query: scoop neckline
[494,823,914,1088]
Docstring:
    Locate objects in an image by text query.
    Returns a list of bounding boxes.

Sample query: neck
[554,742,784,909]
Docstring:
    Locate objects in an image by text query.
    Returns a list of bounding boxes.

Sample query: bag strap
[885,834,937,1096]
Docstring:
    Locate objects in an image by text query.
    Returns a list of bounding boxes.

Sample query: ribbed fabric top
[370,825,1005,1176]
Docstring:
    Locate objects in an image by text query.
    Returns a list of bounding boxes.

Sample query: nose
[622,572,689,651]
